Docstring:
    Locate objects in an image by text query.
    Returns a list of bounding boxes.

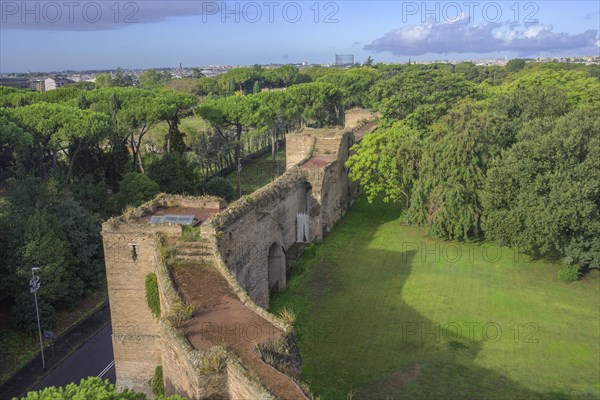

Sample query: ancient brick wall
[103,111,376,398]
[319,132,353,233]
[345,108,377,130]
[159,324,228,399]
[210,171,309,307]
[227,361,278,400]
[102,224,179,396]
[285,133,315,170]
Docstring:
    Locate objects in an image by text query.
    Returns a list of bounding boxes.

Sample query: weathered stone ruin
[102,110,377,399]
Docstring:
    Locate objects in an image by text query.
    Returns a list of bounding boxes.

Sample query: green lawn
[225,146,286,198]
[271,197,600,400]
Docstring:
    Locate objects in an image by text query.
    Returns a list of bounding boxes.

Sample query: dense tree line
[0,65,354,331]
[2,60,597,334]
[0,178,104,331]
[347,61,600,274]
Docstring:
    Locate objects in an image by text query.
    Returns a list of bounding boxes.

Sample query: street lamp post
[30,267,45,370]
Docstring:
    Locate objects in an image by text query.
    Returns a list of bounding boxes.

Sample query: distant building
[335,54,354,67]
[44,77,73,91]
[30,80,45,92]
[0,77,30,89]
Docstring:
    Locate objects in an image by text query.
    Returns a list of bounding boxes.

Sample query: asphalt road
[0,305,116,399]
[33,323,115,391]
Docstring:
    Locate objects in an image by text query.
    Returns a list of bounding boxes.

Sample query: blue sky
[1,1,598,72]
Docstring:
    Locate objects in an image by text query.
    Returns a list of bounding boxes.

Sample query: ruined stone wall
[210,170,309,307]
[160,326,228,400]
[285,133,315,170]
[321,131,353,232]
[103,116,374,398]
[102,224,180,396]
[154,236,201,398]
[155,231,283,400]
[345,108,377,130]
[302,168,327,241]
[227,361,278,400]
[298,130,355,239]
[102,195,222,396]
[209,128,357,306]
[316,164,343,236]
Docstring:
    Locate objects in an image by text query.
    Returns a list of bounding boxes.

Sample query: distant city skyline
[1,1,598,73]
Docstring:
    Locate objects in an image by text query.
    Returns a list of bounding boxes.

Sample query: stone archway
[268,243,286,293]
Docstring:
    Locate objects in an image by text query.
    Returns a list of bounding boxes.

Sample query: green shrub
[204,177,234,201]
[276,307,296,326]
[69,177,110,216]
[19,376,186,399]
[147,154,199,195]
[150,366,164,397]
[145,273,160,318]
[558,265,581,283]
[19,377,146,399]
[181,225,201,242]
[12,293,55,333]
[199,347,227,374]
[164,302,195,328]
[113,172,159,212]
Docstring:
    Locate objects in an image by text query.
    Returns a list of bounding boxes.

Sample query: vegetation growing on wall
[150,366,164,397]
[198,346,227,375]
[163,302,194,328]
[145,273,160,319]
[255,333,302,378]
[181,225,201,242]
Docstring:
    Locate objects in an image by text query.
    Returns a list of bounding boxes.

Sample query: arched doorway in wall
[268,243,286,293]
[304,182,312,213]
[296,182,312,243]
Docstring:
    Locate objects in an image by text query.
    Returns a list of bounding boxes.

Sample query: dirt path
[171,263,306,400]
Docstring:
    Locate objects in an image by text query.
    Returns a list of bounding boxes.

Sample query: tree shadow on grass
[276,199,596,400]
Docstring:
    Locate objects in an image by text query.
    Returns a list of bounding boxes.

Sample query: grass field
[271,197,600,400]
[225,146,286,198]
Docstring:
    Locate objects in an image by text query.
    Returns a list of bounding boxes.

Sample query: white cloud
[399,23,433,42]
[523,24,550,39]
[365,17,598,56]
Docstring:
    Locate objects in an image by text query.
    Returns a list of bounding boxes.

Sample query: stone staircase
[168,236,215,265]
[312,137,339,157]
